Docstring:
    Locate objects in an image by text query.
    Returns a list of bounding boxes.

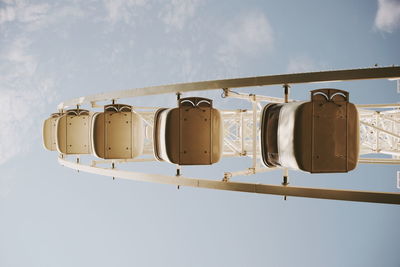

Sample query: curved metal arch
[58,66,400,110]
[59,157,400,205]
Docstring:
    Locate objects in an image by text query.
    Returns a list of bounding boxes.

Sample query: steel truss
[358,105,400,158]
[55,67,400,204]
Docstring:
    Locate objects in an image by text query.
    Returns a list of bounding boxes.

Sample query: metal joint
[222,88,229,98]
[248,168,256,175]
[223,172,232,182]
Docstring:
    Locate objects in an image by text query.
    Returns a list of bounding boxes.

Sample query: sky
[0,0,400,266]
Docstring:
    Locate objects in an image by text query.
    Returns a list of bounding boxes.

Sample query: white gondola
[261,89,359,173]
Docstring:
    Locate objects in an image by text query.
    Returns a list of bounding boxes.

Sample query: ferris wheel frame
[52,66,400,205]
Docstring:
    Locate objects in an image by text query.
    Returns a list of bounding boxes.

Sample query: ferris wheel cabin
[153,97,223,165]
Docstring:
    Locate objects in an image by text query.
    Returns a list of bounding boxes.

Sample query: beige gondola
[261,89,359,173]
[56,109,92,155]
[42,113,63,151]
[91,104,144,159]
[153,97,223,165]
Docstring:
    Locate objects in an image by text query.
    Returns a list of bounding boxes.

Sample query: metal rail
[59,157,400,205]
[58,66,400,109]
[358,158,400,165]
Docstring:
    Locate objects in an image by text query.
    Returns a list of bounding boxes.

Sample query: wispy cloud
[0,1,85,33]
[287,55,318,73]
[0,37,56,165]
[103,0,148,25]
[0,0,50,30]
[374,0,400,33]
[159,0,201,31]
[0,5,16,24]
[216,11,274,68]
[0,171,14,199]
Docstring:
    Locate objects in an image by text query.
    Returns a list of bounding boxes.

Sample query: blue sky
[0,1,400,266]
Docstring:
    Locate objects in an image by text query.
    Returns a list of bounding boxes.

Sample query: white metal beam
[59,157,400,205]
[58,66,400,109]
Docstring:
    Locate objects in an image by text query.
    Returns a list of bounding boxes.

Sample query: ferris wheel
[43,66,400,205]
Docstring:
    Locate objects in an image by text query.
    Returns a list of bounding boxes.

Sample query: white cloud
[0,37,56,165]
[216,12,274,68]
[0,0,50,29]
[160,0,201,31]
[375,0,400,33]
[0,5,16,23]
[287,55,318,73]
[0,1,85,32]
[16,2,49,23]
[3,38,37,76]
[104,0,147,24]
[46,5,85,24]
